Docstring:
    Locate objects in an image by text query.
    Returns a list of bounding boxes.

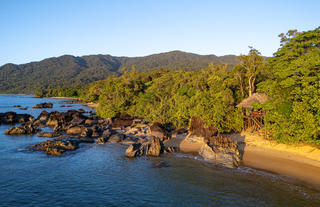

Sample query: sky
[0,0,319,66]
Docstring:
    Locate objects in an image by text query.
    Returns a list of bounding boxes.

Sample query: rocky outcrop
[145,137,162,156]
[111,114,134,128]
[199,135,240,168]
[125,143,144,158]
[0,112,34,125]
[32,102,53,108]
[5,122,40,135]
[149,122,170,141]
[189,117,218,138]
[26,139,80,156]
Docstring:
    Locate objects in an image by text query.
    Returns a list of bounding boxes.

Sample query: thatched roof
[236,93,268,108]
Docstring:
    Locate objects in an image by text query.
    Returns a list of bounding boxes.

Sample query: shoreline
[179,131,320,187]
[49,96,77,99]
[49,97,99,108]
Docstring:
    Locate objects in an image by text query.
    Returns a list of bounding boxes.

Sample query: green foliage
[95,65,243,132]
[35,86,82,98]
[258,27,320,144]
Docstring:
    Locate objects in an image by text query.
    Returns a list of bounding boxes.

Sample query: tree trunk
[248,76,253,97]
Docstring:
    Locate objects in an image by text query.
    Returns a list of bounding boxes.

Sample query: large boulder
[199,135,240,168]
[145,137,162,157]
[189,117,218,139]
[125,143,144,158]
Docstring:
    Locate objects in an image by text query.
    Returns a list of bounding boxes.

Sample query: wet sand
[176,131,320,187]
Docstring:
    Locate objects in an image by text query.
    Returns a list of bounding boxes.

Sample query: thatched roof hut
[236,93,268,108]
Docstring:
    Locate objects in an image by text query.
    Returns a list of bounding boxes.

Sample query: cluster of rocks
[32,102,53,108]
[26,139,80,156]
[186,117,243,168]
[0,112,34,125]
[3,109,172,157]
[2,108,243,167]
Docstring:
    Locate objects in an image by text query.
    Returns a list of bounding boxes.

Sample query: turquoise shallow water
[1,94,320,207]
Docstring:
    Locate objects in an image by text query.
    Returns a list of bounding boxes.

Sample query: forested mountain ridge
[0,51,239,93]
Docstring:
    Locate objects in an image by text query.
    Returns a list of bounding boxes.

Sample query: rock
[80,137,95,143]
[27,139,79,156]
[5,127,25,135]
[199,135,240,168]
[80,127,93,137]
[164,146,178,153]
[0,112,34,124]
[37,132,61,138]
[32,102,53,108]
[78,109,85,113]
[19,107,28,110]
[189,117,218,138]
[150,122,169,141]
[67,126,83,135]
[145,137,162,157]
[125,143,143,158]
[96,137,107,144]
[111,114,134,128]
[37,110,49,121]
[5,123,40,135]
[13,105,21,107]
[185,134,206,144]
[152,161,169,168]
[108,133,125,143]
[85,119,98,126]
[121,136,139,145]
[96,129,112,144]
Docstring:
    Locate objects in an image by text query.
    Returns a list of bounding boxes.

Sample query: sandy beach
[178,131,320,187]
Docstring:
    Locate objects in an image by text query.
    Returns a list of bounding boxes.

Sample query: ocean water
[0,94,320,207]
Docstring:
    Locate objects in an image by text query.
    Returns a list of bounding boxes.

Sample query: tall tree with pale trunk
[238,47,264,97]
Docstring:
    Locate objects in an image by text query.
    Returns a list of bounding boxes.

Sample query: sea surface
[1,94,320,207]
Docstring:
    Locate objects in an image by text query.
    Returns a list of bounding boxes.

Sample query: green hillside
[0,51,238,93]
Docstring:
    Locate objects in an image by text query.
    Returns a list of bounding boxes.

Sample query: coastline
[49,97,99,108]
[49,96,77,99]
[179,131,320,187]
